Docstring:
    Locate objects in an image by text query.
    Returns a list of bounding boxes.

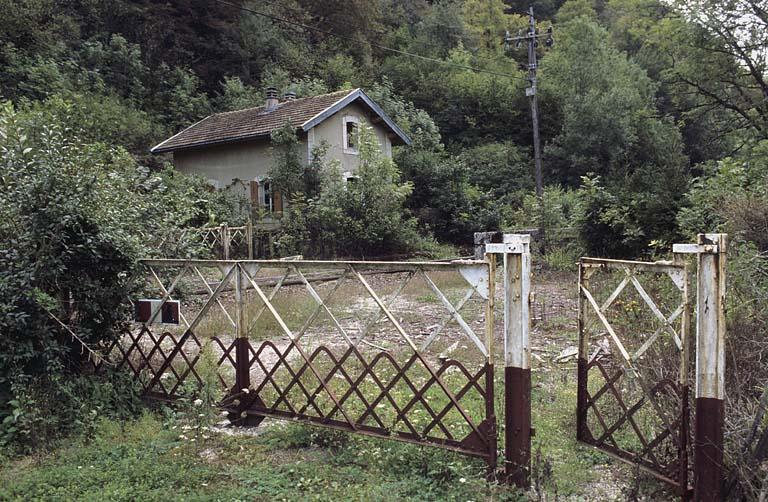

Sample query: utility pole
[506,9,552,250]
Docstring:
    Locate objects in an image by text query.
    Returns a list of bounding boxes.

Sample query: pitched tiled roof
[151,88,410,153]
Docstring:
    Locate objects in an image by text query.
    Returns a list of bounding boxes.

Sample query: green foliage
[0,101,243,449]
[461,141,533,203]
[399,150,484,243]
[367,78,442,151]
[174,342,226,430]
[575,174,646,256]
[216,76,262,112]
[556,0,598,23]
[269,121,305,198]
[277,122,423,257]
[509,185,581,232]
[678,140,768,250]
[0,370,142,454]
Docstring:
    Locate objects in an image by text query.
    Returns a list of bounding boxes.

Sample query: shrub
[0,369,142,454]
[275,122,425,257]
[0,100,243,452]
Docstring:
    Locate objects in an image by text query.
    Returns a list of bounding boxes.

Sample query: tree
[541,17,689,254]
[277,122,422,257]
[216,76,261,111]
[668,0,768,138]
[0,100,243,386]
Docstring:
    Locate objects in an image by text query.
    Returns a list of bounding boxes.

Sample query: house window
[343,116,359,154]
[343,172,359,186]
[256,179,283,214]
[262,180,274,212]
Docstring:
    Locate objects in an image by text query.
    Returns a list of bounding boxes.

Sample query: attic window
[343,116,359,154]
[344,172,359,186]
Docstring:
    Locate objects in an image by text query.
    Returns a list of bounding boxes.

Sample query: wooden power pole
[506,8,552,249]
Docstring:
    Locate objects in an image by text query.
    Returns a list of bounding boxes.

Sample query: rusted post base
[694,397,724,501]
[505,366,531,488]
[486,363,498,482]
[576,356,589,442]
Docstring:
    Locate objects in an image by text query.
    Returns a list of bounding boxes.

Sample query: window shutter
[273,189,283,213]
[250,180,259,207]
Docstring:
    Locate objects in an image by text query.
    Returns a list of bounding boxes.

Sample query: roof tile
[152,89,353,153]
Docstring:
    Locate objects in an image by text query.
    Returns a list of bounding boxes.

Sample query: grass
[530,369,607,496]
[0,412,525,501]
[0,366,618,502]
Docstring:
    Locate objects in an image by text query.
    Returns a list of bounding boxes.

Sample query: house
[150,87,411,222]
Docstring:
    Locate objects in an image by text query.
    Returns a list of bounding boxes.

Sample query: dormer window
[343,116,359,154]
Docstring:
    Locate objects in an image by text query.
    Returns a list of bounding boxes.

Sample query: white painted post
[673,233,727,501]
[694,233,727,501]
[486,233,532,488]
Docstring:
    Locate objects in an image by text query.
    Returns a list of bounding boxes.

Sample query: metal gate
[577,256,693,496]
[95,258,498,470]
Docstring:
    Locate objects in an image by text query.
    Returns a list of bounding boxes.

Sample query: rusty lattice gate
[577,257,693,495]
[577,234,729,501]
[95,258,499,470]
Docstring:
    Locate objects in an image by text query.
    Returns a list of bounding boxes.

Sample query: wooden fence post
[246,220,254,260]
[222,224,230,260]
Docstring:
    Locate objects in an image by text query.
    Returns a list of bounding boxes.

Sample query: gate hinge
[672,243,718,254]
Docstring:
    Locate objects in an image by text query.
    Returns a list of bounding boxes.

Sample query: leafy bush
[0,100,243,451]
[677,140,768,499]
[0,369,142,454]
[275,122,425,257]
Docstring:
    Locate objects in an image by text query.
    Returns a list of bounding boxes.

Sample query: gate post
[486,234,532,489]
[675,233,727,501]
[694,233,727,501]
[234,263,250,393]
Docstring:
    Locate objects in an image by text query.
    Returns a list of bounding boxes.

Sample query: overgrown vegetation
[273,121,425,257]
[2,0,767,498]
[0,102,241,452]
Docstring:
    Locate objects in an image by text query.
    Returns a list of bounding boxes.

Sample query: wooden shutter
[249,180,259,207]
[273,189,283,214]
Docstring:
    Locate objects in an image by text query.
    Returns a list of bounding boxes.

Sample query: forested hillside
[2,1,768,498]
[3,0,765,252]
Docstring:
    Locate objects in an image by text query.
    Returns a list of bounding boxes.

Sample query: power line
[215,0,528,81]
[252,0,526,72]
[506,7,548,250]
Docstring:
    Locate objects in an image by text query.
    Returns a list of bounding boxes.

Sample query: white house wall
[173,137,310,198]
[172,101,392,196]
[310,101,391,173]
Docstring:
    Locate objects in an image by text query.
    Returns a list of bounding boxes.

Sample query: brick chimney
[283,90,296,101]
[265,87,279,110]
